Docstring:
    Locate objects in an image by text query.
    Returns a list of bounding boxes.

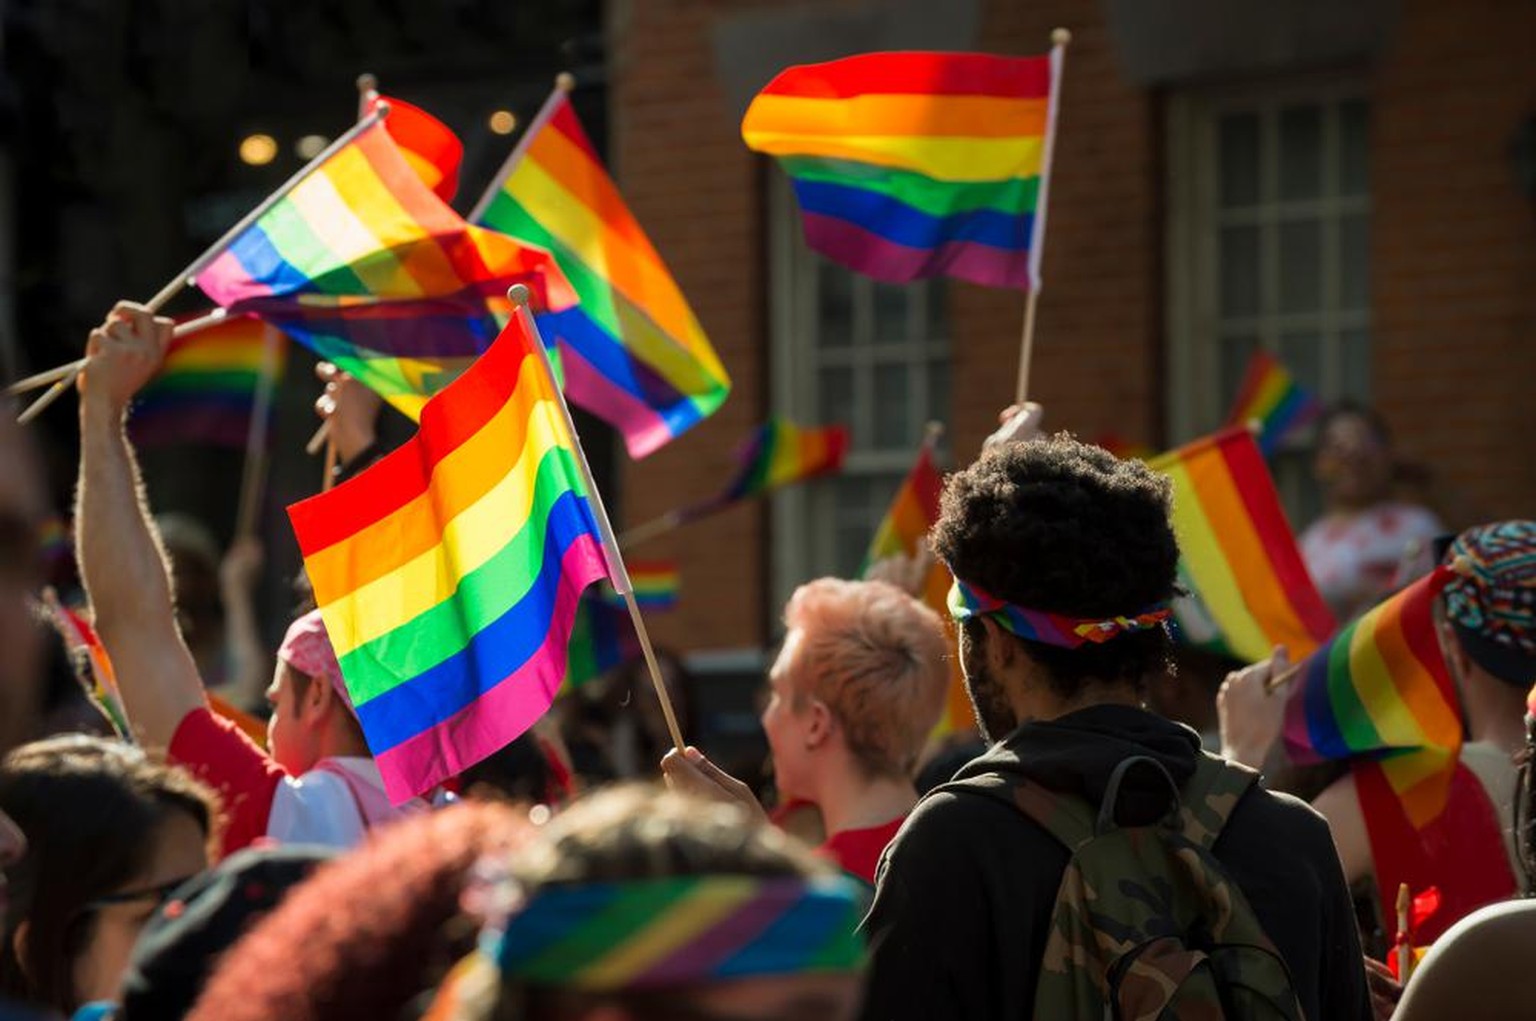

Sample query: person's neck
[317,727,373,763]
[1463,669,1528,755]
[1015,677,1144,725]
[812,753,918,839]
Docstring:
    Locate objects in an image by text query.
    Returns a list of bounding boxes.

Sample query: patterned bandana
[947,577,1171,649]
[277,609,354,715]
[1443,521,1536,683]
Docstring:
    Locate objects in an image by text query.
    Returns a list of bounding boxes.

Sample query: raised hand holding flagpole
[508,283,685,752]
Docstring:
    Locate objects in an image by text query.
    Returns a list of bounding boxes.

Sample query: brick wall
[1371,0,1536,526]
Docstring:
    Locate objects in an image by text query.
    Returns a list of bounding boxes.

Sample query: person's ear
[11,920,31,982]
[299,670,330,724]
[979,617,1016,672]
[805,697,834,750]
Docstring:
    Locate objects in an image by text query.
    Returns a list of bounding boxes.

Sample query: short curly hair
[931,434,1180,698]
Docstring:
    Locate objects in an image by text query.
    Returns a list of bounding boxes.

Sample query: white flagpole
[507,283,685,752]
[466,73,575,224]
[1014,28,1071,404]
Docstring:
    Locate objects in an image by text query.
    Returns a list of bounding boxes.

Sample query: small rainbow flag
[603,562,679,611]
[369,92,463,203]
[476,89,732,458]
[194,118,573,425]
[1283,566,1462,828]
[1093,432,1154,462]
[712,418,849,509]
[43,592,131,739]
[129,314,287,448]
[1150,428,1336,663]
[742,48,1064,289]
[287,310,611,803]
[1225,351,1324,456]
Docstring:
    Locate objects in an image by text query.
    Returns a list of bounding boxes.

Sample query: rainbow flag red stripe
[370,92,463,203]
[1150,428,1335,663]
[742,49,1062,289]
[1284,566,1462,828]
[130,315,286,448]
[1225,351,1323,456]
[287,311,610,803]
[478,92,731,458]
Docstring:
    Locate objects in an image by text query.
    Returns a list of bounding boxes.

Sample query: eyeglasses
[77,874,197,917]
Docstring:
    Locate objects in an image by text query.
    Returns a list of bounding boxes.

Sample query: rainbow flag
[602,562,680,611]
[194,119,573,424]
[1225,351,1324,456]
[43,592,131,739]
[1150,428,1335,663]
[1283,566,1462,828]
[287,310,611,803]
[1093,432,1154,461]
[566,593,640,689]
[369,92,463,203]
[742,48,1063,289]
[129,314,287,448]
[692,418,848,517]
[476,90,731,458]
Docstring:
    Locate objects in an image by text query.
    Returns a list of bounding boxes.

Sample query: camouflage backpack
[949,752,1306,1021]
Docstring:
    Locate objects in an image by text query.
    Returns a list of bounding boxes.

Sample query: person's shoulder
[1226,777,1335,847]
[890,777,1055,863]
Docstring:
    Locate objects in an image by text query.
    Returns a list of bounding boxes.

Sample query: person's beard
[959,624,1019,743]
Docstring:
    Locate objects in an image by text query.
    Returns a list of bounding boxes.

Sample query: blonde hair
[782,578,949,778]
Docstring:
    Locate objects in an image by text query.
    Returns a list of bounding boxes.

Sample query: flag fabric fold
[742,49,1063,289]
[1150,427,1336,663]
[1225,350,1324,456]
[1282,565,1462,827]
[370,92,464,203]
[477,91,731,458]
[287,311,611,803]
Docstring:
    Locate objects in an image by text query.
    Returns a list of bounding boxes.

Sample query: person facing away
[74,302,434,856]
[1220,520,1536,945]
[1300,404,1443,622]
[0,736,215,1017]
[858,434,1371,1020]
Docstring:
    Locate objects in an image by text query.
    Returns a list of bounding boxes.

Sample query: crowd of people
[0,303,1532,1019]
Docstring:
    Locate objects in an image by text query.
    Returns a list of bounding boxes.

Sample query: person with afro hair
[857,433,1371,1021]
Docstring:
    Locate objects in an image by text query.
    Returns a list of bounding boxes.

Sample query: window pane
[872,282,909,346]
[1340,327,1371,401]
[820,365,854,434]
[1219,113,1261,208]
[1339,99,1370,197]
[832,476,879,579]
[1219,225,1261,318]
[1278,219,1322,314]
[818,259,853,349]
[1340,213,1370,310]
[1277,331,1324,394]
[874,363,911,449]
[1220,334,1260,411]
[1279,106,1322,201]
[922,282,949,343]
[927,357,951,432]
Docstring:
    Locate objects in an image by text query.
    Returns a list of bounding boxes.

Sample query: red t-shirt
[819,815,907,885]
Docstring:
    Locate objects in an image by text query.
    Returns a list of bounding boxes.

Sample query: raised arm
[75,302,205,747]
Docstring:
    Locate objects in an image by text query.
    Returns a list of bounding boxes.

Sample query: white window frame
[1166,75,1372,445]
[767,173,950,613]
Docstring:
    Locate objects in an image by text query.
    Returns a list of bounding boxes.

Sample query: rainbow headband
[485,875,864,990]
[947,578,1171,648]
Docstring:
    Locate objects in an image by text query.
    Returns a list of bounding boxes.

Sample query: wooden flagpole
[233,325,283,538]
[466,73,575,224]
[15,109,389,425]
[1014,28,1071,404]
[508,283,686,752]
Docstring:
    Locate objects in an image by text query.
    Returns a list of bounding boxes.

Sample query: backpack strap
[1176,752,1260,851]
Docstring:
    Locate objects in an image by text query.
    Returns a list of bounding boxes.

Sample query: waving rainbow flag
[368,92,463,203]
[194,117,572,424]
[475,88,731,458]
[707,417,848,512]
[1283,566,1461,828]
[1225,351,1323,456]
[130,314,286,448]
[742,47,1064,289]
[1150,428,1335,663]
[287,310,610,802]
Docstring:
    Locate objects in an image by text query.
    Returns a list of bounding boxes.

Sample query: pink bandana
[278,610,354,716]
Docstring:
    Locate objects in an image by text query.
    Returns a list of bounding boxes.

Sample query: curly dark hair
[930,434,1181,698]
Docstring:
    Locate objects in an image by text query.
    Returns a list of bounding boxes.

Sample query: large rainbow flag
[287,310,611,803]
[1150,428,1335,663]
[1282,565,1462,828]
[741,48,1064,289]
[475,89,731,458]
[194,117,573,423]
[130,314,287,448]
[1225,350,1324,456]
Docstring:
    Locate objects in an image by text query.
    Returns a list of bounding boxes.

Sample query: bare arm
[75,303,205,748]
[1312,771,1374,885]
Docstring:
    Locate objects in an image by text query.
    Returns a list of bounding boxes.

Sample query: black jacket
[858,704,1372,1020]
